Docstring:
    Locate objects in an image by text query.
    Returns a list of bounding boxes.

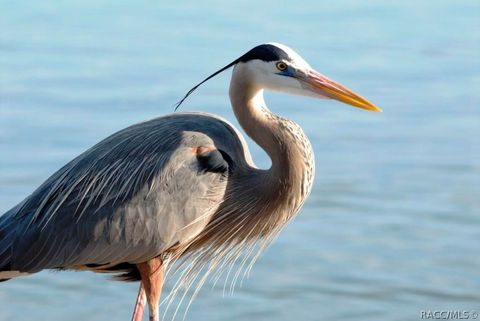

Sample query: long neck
[229,66,315,215]
[176,67,315,266]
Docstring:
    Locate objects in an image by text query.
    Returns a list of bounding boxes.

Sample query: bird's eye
[276,62,287,71]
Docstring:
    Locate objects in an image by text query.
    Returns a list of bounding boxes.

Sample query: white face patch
[237,59,315,98]
[266,42,312,70]
[233,43,321,99]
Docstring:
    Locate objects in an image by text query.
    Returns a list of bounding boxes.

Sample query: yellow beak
[302,70,382,112]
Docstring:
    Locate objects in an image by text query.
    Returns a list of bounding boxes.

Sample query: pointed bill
[301,70,382,112]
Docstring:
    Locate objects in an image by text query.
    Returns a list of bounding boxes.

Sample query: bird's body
[0,110,312,276]
[0,113,246,273]
[0,43,379,321]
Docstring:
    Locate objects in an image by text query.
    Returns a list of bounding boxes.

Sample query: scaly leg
[137,258,165,321]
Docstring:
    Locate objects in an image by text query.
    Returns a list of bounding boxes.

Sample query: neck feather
[164,64,316,299]
[181,65,315,256]
[226,66,315,240]
[171,66,315,278]
[229,66,314,188]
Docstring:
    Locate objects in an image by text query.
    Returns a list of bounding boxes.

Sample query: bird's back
[0,112,253,278]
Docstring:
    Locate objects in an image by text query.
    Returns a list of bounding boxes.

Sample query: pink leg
[131,282,147,321]
[137,258,164,321]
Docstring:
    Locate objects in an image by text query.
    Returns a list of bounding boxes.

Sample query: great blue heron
[0,43,380,321]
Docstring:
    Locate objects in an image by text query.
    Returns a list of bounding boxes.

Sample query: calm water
[1,1,479,320]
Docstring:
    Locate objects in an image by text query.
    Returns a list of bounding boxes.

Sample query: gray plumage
[0,42,380,321]
[0,113,255,273]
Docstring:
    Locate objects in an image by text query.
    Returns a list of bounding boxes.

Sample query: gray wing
[0,112,252,273]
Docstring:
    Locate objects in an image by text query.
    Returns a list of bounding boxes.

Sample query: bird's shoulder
[12,112,251,223]
[0,112,254,271]
[127,112,253,165]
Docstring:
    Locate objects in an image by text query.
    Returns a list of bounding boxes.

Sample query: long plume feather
[174,59,240,111]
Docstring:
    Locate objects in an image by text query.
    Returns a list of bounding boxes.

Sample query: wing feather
[0,113,250,273]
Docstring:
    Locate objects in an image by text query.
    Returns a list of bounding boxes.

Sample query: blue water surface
[0,1,479,320]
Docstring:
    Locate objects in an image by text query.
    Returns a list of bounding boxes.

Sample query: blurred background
[0,1,479,320]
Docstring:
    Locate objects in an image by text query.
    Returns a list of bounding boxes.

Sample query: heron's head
[175,43,381,112]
